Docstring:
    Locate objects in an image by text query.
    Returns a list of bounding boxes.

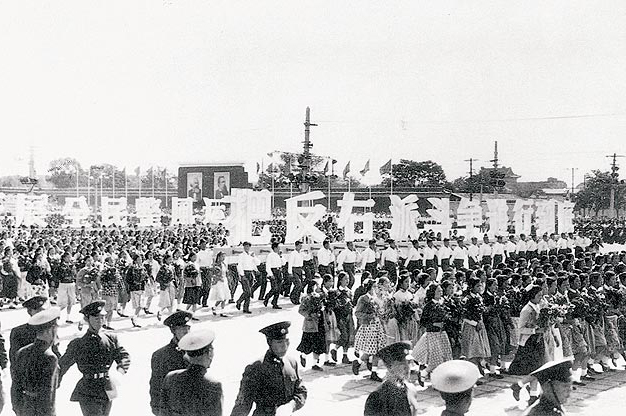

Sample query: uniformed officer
[149,310,193,415]
[59,300,131,416]
[231,321,307,416]
[524,359,573,416]
[431,359,481,416]
[160,328,223,416]
[363,341,421,416]
[13,307,61,416]
[10,296,60,415]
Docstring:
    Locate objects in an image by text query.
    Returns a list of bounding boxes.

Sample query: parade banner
[557,201,575,234]
[285,191,327,244]
[337,192,374,241]
[62,197,90,227]
[424,197,452,237]
[135,197,161,227]
[389,195,420,241]
[101,197,128,227]
[4,194,49,227]
[172,197,194,225]
[512,199,534,236]
[456,198,482,239]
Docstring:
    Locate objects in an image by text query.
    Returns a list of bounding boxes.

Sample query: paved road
[0,297,624,415]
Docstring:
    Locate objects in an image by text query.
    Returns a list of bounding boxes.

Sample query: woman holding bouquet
[509,285,545,406]
[172,249,186,305]
[353,278,387,382]
[442,280,463,359]
[331,271,355,364]
[460,277,491,378]
[387,273,418,345]
[182,252,201,314]
[208,251,230,317]
[413,283,452,379]
[297,276,327,371]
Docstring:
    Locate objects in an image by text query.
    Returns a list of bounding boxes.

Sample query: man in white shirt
[317,240,335,278]
[515,234,527,260]
[505,235,517,261]
[404,240,422,273]
[467,237,480,269]
[537,234,550,257]
[360,239,379,278]
[380,239,400,284]
[337,241,359,288]
[287,241,305,305]
[263,242,283,309]
[196,240,214,307]
[437,238,453,272]
[525,235,538,260]
[557,233,569,256]
[236,242,258,314]
[423,239,437,271]
[548,234,558,256]
[492,235,505,266]
[451,238,468,270]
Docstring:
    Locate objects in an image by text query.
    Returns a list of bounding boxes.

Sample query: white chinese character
[512,199,534,236]
[557,201,575,234]
[456,198,482,238]
[389,195,421,241]
[337,192,375,241]
[485,199,509,237]
[535,200,557,236]
[285,191,327,243]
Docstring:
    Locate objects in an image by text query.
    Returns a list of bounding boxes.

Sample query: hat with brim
[28,307,60,329]
[163,310,193,328]
[178,329,216,352]
[530,358,572,383]
[23,296,48,311]
[260,321,291,340]
[431,360,481,393]
[376,342,414,365]
[80,300,108,316]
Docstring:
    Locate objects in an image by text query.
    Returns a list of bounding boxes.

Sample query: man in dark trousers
[58,300,131,416]
[13,308,61,416]
[159,328,223,416]
[431,359,481,416]
[10,296,59,415]
[149,310,192,415]
[364,342,421,416]
[231,321,307,416]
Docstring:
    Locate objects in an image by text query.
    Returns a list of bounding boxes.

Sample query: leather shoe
[300,355,307,367]
[352,360,360,375]
[243,310,252,314]
[330,349,338,362]
[272,305,282,310]
[342,356,351,365]
[510,383,522,401]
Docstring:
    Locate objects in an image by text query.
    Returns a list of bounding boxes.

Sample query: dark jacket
[58,329,130,403]
[126,265,147,292]
[230,350,307,416]
[150,339,188,415]
[364,380,412,416]
[524,397,565,416]
[160,364,223,416]
[13,339,59,416]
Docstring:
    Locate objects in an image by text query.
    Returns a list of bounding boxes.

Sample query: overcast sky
[1,1,625,186]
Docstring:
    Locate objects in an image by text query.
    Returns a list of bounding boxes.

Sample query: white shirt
[143,259,160,279]
[548,239,558,250]
[437,246,452,264]
[537,240,549,253]
[515,240,527,254]
[557,238,568,250]
[468,244,480,260]
[196,249,214,268]
[479,243,492,257]
[505,241,517,255]
[237,251,258,275]
[360,247,378,266]
[404,247,421,267]
[317,247,334,267]
[526,239,537,252]
[337,249,359,269]
[288,250,305,274]
[492,242,505,256]
[422,246,436,260]
[380,247,400,264]
[266,252,283,272]
[452,246,468,262]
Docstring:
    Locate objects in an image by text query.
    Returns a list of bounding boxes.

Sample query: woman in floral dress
[414,283,452,378]
[208,251,230,317]
[460,277,491,377]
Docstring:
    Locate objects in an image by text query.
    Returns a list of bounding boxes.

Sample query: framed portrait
[187,172,202,203]
[214,172,230,199]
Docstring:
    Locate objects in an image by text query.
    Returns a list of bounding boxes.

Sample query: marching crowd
[0,223,623,415]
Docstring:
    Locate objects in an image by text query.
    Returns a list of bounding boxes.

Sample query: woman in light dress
[208,252,230,317]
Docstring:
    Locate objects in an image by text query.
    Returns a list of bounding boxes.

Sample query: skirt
[336,314,355,349]
[582,320,596,356]
[485,315,507,356]
[158,283,176,309]
[208,280,230,302]
[144,279,158,298]
[508,334,545,375]
[460,321,491,360]
[559,324,573,358]
[183,286,201,305]
[324,311,340,344]
[414,331,453,370]
[510,317,520,347]
[297,315,327,355]
[571,321,588,356]
[605,315,622,355]
[355,319,388,356]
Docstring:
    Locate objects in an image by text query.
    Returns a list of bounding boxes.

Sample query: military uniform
[159,328,222,416]
[364,380,412,416]
[524,398,566,416]
[58,301,130,416]
[149,311,192,415]
[13,307,61,416]
[231,321,307,416]
[523,359,572,416]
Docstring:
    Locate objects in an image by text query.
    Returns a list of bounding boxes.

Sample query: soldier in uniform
[363,342,421,416]
[10,296,60,415]
[149,310,193,415]
[231,321,307,416]
[13,308,61,416]
[58,300,131,416]
[159,328,223,416]
[431,359,481,416]
[524,359,573,416]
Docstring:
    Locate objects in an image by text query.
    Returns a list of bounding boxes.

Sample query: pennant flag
[323,160,329,175]
[343,161,351,179]
[360,160,370,176]
[379,159,392,175]
[256,162,260,174]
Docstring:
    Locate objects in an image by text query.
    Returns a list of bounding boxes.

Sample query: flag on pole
[360,160,370,176]
[343,161,351,179]
[323,160,329,176]
[380,159,392,175]
[256,162,260,174]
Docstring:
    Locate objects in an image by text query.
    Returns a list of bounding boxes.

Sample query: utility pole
[464,158,478,201]
[568,167,578,200]
[606,153,625,217]
[300,107,317,193]
[489,141,503,197]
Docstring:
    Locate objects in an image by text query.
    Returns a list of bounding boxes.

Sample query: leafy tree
[382,159,450,188]
[47,158,85,188]
[574,170,626,216]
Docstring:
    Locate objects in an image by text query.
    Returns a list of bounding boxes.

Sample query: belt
[84,372,108,379]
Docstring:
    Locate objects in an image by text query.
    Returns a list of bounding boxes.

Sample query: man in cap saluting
[431,359,481,416]
[524,359,573,416]
[231,321,307,416]
[159,328,223,416]
[149,310,193,415]
[13,307,61,416]
[364,341,422,416]
[58,300,131,416]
